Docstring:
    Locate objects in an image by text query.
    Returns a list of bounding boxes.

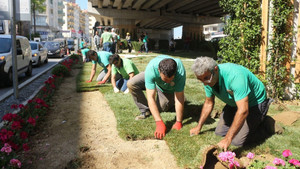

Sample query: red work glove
[172,121,183,130]
[97,80,106,85]
[86,80,92,83]
[154,121,166,139]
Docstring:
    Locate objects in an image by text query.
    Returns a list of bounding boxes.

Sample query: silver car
[30,41,48,66]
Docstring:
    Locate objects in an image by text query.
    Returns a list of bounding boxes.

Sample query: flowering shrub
[0,56,78,168]
[218,149,300,169]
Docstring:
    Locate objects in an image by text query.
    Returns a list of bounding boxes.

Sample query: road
[0,58,64,98]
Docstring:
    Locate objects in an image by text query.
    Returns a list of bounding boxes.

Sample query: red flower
[10,104,18,109]
[34,105,41,109]
[2,113,13,122]
[28,99,33,104]
[18,104,25,109]
[22,143,30,151]
[0,129,14,142]
[7,141,19,150]
[20,131,28,140]
[27,117,36,126]
[11,121,22,130]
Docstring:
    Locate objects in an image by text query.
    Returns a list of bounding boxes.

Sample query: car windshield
[45,42,60,48]
[0,38,12,53]
[68,41,74,45]
[30,43,38,50]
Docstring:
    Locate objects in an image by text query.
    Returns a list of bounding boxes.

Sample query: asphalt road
[0,58,64,98]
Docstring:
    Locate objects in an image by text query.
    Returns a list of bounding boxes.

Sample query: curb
[0,57,68,102]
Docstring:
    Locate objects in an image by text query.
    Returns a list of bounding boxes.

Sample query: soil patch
[21,69,180,169]
[273,111,300,126]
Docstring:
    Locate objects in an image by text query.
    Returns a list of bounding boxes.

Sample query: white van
[0,35,32,86]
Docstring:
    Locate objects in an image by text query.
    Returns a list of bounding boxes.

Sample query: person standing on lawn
[109,54,139,94]
[86,50,112,84]
[190,56,275,151]
[127,55,186,140]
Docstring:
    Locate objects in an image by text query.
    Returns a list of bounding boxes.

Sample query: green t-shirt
[80,41,84,48]
[111,58,139,79]
[143,35,148,43]
[204,63,266,107]
[101,32,113,43]
[91,51,112,72]
[145,55,186,93]
[81,48,89,60]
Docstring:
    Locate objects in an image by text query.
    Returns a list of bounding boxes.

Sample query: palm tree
[31,0,46,34]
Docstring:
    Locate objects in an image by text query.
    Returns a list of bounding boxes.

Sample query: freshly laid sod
[76,52,300,168]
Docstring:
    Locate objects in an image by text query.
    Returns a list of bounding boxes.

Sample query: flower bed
[0,54,81,168]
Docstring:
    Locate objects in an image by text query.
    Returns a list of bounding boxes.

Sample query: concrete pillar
[182,23,203,41]
[112,18,137,39]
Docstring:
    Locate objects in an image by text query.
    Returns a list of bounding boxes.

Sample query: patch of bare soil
[21,70,180,169]
[273,111,300,126]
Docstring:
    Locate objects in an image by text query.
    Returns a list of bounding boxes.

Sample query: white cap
[112,28,115,32]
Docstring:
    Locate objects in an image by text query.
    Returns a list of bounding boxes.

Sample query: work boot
[135,111,151,120]
[263,115,284,135]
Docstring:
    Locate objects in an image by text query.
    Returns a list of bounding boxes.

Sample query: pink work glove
[85,80,92,83]
[97,80,106,85]
[154,121,166,139]
[172,121,183,130]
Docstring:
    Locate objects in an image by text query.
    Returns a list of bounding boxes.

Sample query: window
[213,27,217,31]
[51,9,53,14]
[205,28,209,31]
[50,0,53,4]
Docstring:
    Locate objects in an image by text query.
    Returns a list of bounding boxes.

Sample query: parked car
[44,41,64,58]
[30,41,48,66]
[53,38,68,55]
[0,35,32,86]
[67,39,75,51]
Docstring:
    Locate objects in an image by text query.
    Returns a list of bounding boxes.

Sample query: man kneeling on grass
[127,55,186,139]
[190,56,282,151]
[109,54,139,94]
[85,50,112,84]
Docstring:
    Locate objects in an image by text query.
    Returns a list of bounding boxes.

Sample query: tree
[31,0,46,35]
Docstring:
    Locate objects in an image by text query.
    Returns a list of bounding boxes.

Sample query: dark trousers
[215,98,272,146]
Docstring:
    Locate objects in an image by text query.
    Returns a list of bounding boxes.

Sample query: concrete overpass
[88,0,225,40]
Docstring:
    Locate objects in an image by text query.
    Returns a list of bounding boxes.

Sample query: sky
[76,0,182,39]
[76,0,88,10]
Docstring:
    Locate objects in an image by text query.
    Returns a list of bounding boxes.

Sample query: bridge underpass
[88,0,226,43]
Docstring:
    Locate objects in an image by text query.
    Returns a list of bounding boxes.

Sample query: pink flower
[10,159,21,168]
[247,152,255,159]
[1,143,12,154]
[228,161,240,169]
[218,151,236,162]
[265,166,277,169]
[282,149,292,158]
[273,158,285,166]
[289,159,300,166]
[18,104,25,109]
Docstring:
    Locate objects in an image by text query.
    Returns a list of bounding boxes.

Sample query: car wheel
[5,68,13,86]
[38,57,42,66]
[44,56,48,63]
[25,62,32,77]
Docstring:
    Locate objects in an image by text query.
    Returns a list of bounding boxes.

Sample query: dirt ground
[21,70,180,169]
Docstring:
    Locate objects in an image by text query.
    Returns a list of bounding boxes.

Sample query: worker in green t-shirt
[100,27,114,53]
[190,56,276,151]
[127,55,186,140]
[109,54,139,93]
[85,50,112,84]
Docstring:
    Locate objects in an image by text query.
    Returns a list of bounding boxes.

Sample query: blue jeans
[103,42,110,52]
[144,42,148,53]
[116,78,129,92]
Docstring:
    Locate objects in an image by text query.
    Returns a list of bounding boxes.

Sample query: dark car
[67,39,75,51]
[44,41,64,58]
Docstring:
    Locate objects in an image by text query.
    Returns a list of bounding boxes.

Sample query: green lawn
[76,51,300,168]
